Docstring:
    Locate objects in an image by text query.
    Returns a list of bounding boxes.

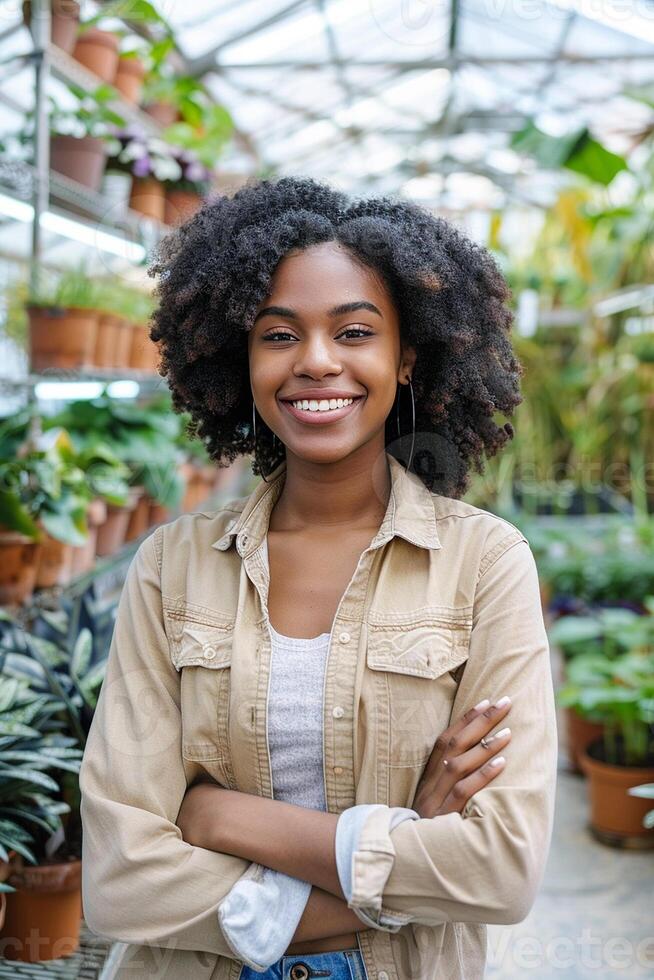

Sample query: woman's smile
[279,392,365,425]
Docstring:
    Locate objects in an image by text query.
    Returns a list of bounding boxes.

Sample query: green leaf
[0,768,59,792]
[565,134,628,186]
[71,629,93,682]
[0,491,40,538]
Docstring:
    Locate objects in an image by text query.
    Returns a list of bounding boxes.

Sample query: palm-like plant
[0,608,106,859]
[0,667,83,871]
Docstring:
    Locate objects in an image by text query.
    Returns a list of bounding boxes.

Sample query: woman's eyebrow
[254,300,383,323]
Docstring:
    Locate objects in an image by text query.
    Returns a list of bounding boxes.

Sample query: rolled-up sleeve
[79,526,252,958]
[346,535,558,927]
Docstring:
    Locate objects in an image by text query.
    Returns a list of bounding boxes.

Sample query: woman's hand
[412,697,512,819]
[176,780,230,850]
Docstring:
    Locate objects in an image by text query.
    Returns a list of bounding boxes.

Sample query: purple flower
[133,155,152,178]
[185,160,207,182]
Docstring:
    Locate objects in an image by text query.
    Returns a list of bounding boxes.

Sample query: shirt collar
[211,451,441,556]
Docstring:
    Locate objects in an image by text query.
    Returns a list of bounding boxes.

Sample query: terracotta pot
[70,498,107,576]
[180,462,203,511]
[23,1,80,54]
[0,850,17,933]
[143,101,180,126]
[128,323,158,372]
[50,133,107,192]
[110,317,133,369]
[164,188,202,226]
[0,856,82,962]
[72,27,119,83]
[95,487,142,557]
[129,176,166,222]
[148,500,172,526]
[92,312,121,369]
[28,305,98,373]
[0,530,43,606]
[34,531,74,589]
[125,488,151,542]
[113,56,146,104]
[579,737,654,848]
[565,707,605,775]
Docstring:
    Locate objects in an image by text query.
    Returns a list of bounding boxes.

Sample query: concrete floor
[485,641,654,979]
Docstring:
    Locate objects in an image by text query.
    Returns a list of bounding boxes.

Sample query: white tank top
[266,622,331,812]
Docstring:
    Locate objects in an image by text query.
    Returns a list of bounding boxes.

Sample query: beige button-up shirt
[80,452,558,980]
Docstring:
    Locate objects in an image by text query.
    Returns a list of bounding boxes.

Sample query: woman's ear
[398,345,417,384]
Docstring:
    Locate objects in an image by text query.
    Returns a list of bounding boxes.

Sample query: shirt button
[332,706,345,719]
[378,973,389,980]
[338,631,351,644]
[333,766,343,775]
[203,646,216,659]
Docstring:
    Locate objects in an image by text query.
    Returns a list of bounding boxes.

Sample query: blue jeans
[238,946,369,980]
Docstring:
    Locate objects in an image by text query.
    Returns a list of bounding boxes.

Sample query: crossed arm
[177,785,344,900]
[176,784,373,955]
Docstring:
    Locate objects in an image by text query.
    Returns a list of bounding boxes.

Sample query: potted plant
[161,100,232,224]
[3,615,105,842]
[72,23,120,84]
[47,84,125,192]
[104,125,183,222]
[69,442,130,574]
[25,266,99,374]
[551,604,654,773]
[113,48,147,104]
[74,0,171,87]
[163,147,212,225]
[44,391,184,555]
[0,666,85,961]
[0,433,93,597]
[557,607,654,846]
[22,0,81,55]
[140,63,201,126]
[125,287,158,371]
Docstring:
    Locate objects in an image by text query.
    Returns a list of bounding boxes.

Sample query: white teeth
[290,397,354,412]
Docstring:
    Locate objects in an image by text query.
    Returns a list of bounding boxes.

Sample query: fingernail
[489,756,505,767]
[474,698,490,711]
[494,696,511,708]
[495,727,511,738]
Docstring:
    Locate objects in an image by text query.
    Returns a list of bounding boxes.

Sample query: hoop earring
[395,378,415,473]
[252,400,280,483]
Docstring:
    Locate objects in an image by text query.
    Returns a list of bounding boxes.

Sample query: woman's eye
[337,327,375,340]
[261,327,374,342]
[262,331,297,342]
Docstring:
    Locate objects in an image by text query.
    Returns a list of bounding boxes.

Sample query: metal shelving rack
[0,10,254,979]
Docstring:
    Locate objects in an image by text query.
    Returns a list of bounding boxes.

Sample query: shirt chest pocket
[365,607,473,768]
[168,617,236,788]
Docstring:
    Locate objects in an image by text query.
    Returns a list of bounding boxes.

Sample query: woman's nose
[292,338,342,378]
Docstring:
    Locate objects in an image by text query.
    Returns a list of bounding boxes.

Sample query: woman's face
[248,241,416,467]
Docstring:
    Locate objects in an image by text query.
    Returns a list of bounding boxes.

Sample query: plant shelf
[48,44,162,139]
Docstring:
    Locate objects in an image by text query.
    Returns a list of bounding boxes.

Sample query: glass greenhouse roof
[164,0,654,210]
[0,0,652,278]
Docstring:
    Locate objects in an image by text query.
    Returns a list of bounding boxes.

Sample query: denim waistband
[238,945,368,980]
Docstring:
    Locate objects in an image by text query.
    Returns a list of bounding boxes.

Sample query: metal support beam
[188,0,310,76]
[29,0,50,301]
[212,53,654,69]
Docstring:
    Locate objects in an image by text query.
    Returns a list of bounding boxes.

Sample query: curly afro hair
[148,175,523,498]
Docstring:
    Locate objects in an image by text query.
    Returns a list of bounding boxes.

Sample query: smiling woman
[79,176,556,980]
[147,175,522,498]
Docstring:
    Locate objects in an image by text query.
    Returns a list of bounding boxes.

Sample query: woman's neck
[269,445,391,533]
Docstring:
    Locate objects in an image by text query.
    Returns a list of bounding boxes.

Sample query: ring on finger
[480,736,491,749]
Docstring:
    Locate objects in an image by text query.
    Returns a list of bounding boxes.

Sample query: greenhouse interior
[0,1,653,978]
